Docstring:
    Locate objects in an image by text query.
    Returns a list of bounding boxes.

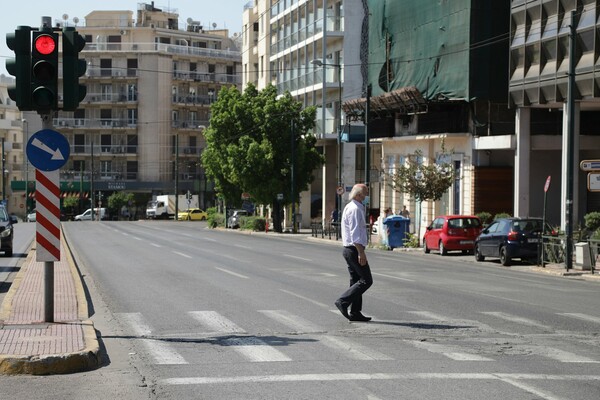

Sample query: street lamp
[311,59,343,236]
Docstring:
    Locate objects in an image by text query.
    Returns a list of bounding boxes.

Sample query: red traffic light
[34,34,56,55]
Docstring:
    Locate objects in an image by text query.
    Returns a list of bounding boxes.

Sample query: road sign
[544,175,551,193]
[35,169,61,261]
[26,129,70,171]
[336,186,344,196]
[588,173,600,192]
[580,160,600,172]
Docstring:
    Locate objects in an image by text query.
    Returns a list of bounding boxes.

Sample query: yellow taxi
[177,208,208,221]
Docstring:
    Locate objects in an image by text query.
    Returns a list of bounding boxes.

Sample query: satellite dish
[62,14,69,21]
[187,17,193,24]
[73,17,79,24]
[212,23,217,29]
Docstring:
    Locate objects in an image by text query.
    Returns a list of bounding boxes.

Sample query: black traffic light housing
[31,30,59,111]
[62,27,87,111]
[6,26,32,110]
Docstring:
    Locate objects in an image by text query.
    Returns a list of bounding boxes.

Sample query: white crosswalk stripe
[407,340,494,361]
[117,313,188,365]
[188,310,291,362]
[481,312,554,330]
[558,313,600,324]
[259,310,393,361]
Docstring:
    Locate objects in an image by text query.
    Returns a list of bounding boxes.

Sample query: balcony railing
[54,118,137,129]
[172,71,241,84]
[172,94,216,105]
[85,92,137,103]
[71,144,138,155]
[171,120,209,129]
[270,16,343,55]
[84,42,241,61]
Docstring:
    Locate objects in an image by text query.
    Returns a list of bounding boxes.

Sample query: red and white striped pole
[35,169,61,261]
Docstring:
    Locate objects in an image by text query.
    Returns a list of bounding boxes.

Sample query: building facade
[243,0,366,226]
[11,3,242,216]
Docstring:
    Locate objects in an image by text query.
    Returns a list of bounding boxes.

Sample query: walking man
[335,183,373,322]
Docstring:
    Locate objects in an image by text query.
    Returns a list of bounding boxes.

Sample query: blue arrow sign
[26,129,70,171]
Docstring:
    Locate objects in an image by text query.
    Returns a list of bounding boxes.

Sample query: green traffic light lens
[32,86,54,107]
[33,60,55,81]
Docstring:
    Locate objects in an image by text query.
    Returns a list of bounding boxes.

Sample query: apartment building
[42,3,242,211]
[243,0,366,226]
[509,0,600,229]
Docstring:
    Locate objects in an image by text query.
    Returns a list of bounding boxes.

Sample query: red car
[423,215,483,255]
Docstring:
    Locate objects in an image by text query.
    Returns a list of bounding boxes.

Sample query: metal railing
[311,221,340,240]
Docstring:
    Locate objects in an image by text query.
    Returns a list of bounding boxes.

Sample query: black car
[474,217,555,266]
[0,206,15,257]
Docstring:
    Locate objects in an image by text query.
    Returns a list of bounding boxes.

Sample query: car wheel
[439,241,447,256]
[475,244,485,261]
[500,246,511,266]
[186,216,191,221]
[424,241,430,254]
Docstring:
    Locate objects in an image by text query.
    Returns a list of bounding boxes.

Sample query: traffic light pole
[40,111,54,323]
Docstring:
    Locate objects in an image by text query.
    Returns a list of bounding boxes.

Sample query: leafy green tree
[107,192,135,219]
[202,84,324,232]
[387,142,454,236]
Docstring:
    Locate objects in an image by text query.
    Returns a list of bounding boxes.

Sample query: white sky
[0,1,247,75]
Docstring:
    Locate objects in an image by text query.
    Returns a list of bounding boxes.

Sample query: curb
[0,230,100,375]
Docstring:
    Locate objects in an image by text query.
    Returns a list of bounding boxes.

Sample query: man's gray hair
[349,184,367,200]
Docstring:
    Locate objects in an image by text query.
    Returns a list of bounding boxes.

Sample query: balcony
[83,42,241,62]
[54,118,137,129]
[85,92,137,103]
[172,94,216,105]
[172,70,241,85]
[71,144,138,155]
[171,120,209,130]
[85,67,138,78]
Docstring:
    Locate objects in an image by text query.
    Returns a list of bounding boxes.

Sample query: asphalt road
[4,220,600,399]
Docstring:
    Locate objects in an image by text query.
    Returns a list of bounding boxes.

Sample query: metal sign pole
[41,112,54,323]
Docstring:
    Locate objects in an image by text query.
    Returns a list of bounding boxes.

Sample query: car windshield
[0,208,9,222]
[448,218,481,229]
[512,219,543,232]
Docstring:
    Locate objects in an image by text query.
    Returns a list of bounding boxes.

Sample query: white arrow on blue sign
[26,129,70,171]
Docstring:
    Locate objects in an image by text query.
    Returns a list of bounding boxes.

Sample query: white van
[75,208,108,221]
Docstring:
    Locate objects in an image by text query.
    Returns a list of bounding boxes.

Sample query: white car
[27,209,36,222]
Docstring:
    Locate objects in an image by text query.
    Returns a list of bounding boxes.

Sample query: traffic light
[31,30,59,111]
[6,26,32,110]
[62,27,87,111]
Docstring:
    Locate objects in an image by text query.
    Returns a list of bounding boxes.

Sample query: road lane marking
[260,310,391,361]
[558,313,600,324]
[407,340,493,361]
[234,244,251,249]
[372,272,415,282]
[160,372,600,385]
[481,312,554,330]
[214,267,249,279]
[224,336,292,362]
[407,311,448,321]
[188,311,246,334]
[283,254,312,262]
[172,251,192,259]
[151,243,161,248]
[117,313,187,365]
[535,347,599,363]
[187,311,290,362]
[496,377,564,400]
[278,289,330,308]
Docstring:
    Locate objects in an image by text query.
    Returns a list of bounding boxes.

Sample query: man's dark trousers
[338,246,373,314]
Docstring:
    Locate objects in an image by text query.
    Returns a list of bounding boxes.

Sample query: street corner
[0,319,100,375]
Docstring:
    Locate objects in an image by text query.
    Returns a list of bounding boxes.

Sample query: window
[100,109,112,126]
[127,109,137,126]
[101,134,112,152]
[127,58,138,76]
[101,84,112,101]
[73,160,85,172]
[128,84,137,101]
[74,134,85,153]
[100,59,112,76]
[126,161,137,179]
[126,135,138,153]
[100,161,112,178]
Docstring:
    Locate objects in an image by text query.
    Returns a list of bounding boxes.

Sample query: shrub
[240,216,266,231]
[403,232,421,248]
[493,212,511,220]
[584,212,600,232]
[206,207,224,228]
[476,211,492,225]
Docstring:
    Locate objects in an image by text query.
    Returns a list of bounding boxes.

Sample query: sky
[0,1,247,75]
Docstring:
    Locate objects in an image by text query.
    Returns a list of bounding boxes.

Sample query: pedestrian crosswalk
[115,309,600,366]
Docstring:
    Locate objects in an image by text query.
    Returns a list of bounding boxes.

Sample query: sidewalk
[0,236,99,375]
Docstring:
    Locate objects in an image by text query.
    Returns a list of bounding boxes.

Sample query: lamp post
[311,59,342,235]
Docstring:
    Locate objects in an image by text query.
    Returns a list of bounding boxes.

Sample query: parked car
[227,209,249,229]
[0,206,14,256]
[474,217,556,266]
[75,208,109,221]
[27,209,36,222]
[423,215,483,255]
[177,208,207,221]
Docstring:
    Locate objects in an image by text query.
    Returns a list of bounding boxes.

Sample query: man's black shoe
[349,312,371,322]
[335,300,350,320]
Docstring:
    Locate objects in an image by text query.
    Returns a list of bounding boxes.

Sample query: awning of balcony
[342,86,428,121]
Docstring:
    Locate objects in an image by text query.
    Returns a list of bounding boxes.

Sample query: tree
[202,84,324,232]
[387,142,454,237]
[107,192,135,219]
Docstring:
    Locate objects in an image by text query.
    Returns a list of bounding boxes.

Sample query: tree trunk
[272,201,283,233]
